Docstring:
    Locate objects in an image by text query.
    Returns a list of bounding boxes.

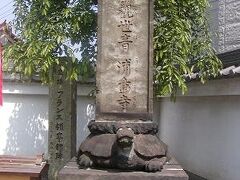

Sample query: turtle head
[116,127,134,148]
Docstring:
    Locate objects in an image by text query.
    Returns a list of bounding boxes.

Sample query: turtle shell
[134,134,167,158]
[80,134,117,158]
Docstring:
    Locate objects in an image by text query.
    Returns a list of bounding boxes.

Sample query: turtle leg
[78,153,93,168]
[145,157,167,172]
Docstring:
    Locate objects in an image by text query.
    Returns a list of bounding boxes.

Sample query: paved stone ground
[57,157,210,180]
[45,170,207,180]
[58,157,189,180]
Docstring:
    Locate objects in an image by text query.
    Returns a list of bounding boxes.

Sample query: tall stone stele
[48,60,77,180]
[76,0,188,178]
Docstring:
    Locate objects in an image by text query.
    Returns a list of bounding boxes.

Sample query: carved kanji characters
[117,94,132,111]
[118,77,131,94]
[119,0,134,18]
[118,33,133,52]
[117,59,131,76]
[116,0,136,111]
[118,19,133,32]
[56,122,64,131]
[56,143,64,151]
[56,132,63,143]
[55,152,63,159]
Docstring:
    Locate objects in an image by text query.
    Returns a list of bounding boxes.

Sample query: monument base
[58,157,188,180]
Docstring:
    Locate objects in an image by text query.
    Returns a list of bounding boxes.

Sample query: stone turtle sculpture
[77,127,168,172]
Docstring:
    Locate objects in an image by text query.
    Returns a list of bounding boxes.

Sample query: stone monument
[59,0,188,179]
[48,63,77,180]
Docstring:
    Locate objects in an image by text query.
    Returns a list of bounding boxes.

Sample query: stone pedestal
[58,0,188,179]
[75,0,188,175]
[59,157,188,180]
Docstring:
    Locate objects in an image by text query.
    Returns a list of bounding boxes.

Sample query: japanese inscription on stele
[49,69,65,161]
[96,0,153,121]
[48,64,76,179]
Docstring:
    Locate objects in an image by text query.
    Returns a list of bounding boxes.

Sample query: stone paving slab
[58,157,188,180]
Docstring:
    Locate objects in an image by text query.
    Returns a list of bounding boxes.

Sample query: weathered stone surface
[96,0,153,121]
[88,120,158,134]
[59,157,189,180]
[208,0,240,53]
[79,134,116,158]
[74,0,188,177]
[77,127,167,172]
[134,135,167,158]
[48,65,77,180]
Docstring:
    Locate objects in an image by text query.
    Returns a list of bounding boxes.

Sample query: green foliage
[4,0,97,83]
[154,0,222,97]
[4,0,222,96]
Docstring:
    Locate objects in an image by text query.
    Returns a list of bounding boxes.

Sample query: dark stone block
[77,127,167,172]
[58,157,188,180]
[88,120,158,135]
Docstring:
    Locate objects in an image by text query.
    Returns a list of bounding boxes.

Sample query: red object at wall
[0,44,2,106]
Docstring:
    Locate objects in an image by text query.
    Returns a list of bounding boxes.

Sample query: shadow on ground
[186,171,207,180]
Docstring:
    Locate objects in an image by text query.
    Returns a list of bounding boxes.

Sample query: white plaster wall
[76,96,95,149]
[0,81,94,156]
[2,78,240,180]
[0,83,49,156]
[158,81,240,180]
